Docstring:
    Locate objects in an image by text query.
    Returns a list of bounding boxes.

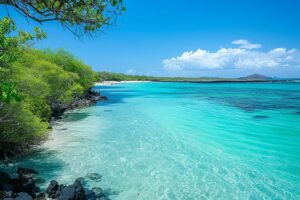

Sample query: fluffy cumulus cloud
[163,40,300,71]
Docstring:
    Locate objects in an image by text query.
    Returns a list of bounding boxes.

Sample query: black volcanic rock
[51,88,108,119]
[12,178,36,197]
[1,169,102,200]
[46,180,59,198]
[15,192,33,200]
[17,168,38,180]
[0,169,38,199]
[85,173,102,181]
[57,179,87,200]
[0,172,11,185]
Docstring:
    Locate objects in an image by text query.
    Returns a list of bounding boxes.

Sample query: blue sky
[1,0,300,77]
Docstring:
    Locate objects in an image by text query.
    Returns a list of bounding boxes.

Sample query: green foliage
[0,17,97,158]
[98,72,246,82]
[1,0,125,36]
[7,48,96,119]
[42,49,98,90]
[0,82,20,104]
[98,72,151,81]
[0,17,46,105]
[0,102,48,157]
[0,17,46,70]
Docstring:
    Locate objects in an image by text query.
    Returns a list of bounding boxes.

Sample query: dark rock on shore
[14,192,33,200]
[12,177,36,197]
[0,169,38,199]
[17,167,38,180]
[0,172,11,186]
[35,192,46,200]
[51,88,108,119]
[91,187,103,197]
[0,168,111,200]
[45,180,59,198]
[51,102,70,119]
[58,179,86,200]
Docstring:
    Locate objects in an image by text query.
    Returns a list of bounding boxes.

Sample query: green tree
[0,0,125,36]
[0,102,48,158]
[0,0,124,158]
[0,17,45,104]
[43,49,98,89]
[0,16,98,158]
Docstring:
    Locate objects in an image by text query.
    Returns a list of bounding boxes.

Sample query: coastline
[0,88,107,159]
[0,88,110,200]
[94,80,152,86]
[1,82,300,199]
[50,88,108,120]
[94,79,300,86]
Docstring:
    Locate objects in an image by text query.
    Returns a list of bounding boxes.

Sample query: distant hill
[240,74,272,80]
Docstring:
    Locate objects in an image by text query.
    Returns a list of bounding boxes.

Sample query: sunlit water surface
[1,82,300,200]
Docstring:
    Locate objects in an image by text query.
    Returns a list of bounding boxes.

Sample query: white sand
[94,80,151,86]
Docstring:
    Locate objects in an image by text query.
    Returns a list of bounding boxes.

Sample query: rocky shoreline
[0,168,109,200]
[0,88,108,159]
[0,89,110,200]
[51,89,108,120]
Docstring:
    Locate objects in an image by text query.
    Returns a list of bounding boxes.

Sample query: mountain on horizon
[240,73,272,80]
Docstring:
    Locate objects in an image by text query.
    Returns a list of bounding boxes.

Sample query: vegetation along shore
[0,16,107,158]
[98,72,300,83]
[1,0,299,198]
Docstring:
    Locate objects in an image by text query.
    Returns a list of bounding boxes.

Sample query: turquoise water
[2,82,300,199]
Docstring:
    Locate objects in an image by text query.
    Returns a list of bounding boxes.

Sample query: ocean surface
[1,82,300,200]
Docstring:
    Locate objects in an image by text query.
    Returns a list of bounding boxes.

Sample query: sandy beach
[94,80,152,86]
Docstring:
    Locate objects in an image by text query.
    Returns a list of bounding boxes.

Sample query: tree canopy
[0,45,98,158]
[0,17,98,158]
[0,0,124,158]
[0,0,125,36]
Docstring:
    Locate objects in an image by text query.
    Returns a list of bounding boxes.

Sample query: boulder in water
[84,189,96,200]
[0,171,11,185]
[15,192,33,200]
[58,179,86,200]
[74,177,86,186]
[1,169,108,200]
[46,180,59,198]
[91,187,103,197]
[58,185,76,200]
[17,167,38,180]
[73,180,86,200]
[85,173,102,181]
[35,192,46,200]
[0,171,13,193]
[13,177,36,198]
[2,184,13,192]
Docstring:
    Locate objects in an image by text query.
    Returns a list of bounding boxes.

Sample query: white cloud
[163,41,300,71]
[232,39,262,49]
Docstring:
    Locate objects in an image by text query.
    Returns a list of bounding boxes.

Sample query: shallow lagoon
[1,82,300,199]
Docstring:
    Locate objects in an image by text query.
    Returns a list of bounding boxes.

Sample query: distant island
[240,73,272,80]
[98,72,299,83]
